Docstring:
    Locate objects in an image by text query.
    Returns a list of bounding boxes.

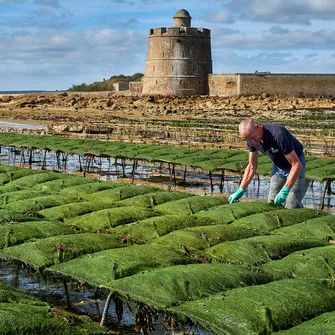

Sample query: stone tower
[142,9,212,96]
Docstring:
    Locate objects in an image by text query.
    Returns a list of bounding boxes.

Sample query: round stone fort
[142,9,212,96]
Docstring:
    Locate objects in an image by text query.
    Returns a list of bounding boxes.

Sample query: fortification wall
[208,73,335,97]
[239,74,335,97]
[129,81,143,94]
[142,27,212,96]
[208,74,239,96]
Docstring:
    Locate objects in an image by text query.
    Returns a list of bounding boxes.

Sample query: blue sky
[1,0,335,91]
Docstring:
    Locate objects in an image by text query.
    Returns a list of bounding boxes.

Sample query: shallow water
[0,261,209,334]
[0,146,334,214]
[0,121,45,129]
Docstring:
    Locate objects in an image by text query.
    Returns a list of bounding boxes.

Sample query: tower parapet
[142,9,212,96]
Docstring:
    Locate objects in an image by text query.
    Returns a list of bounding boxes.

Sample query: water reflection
[0,121,45,129]
[0,146,333,214]
[0,261,210,335]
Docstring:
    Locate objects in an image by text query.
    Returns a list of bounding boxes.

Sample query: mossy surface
[0,163,333,334]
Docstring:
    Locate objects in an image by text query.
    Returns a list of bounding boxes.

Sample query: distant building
[113,81,129,91]
[141,9,212,96]
[130,9,335,98]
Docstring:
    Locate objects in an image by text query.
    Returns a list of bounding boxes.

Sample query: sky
[1,0,335,91]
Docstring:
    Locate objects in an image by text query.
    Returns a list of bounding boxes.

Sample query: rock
[0,96,12,103]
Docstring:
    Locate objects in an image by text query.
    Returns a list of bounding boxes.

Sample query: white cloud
[212,27,335,50]
[200,10,235,24]
[213,50,335,74]
[0,29,147,90]
[0,0,25,4]
[34,0,61,8]
[227,0,335,24]
[1,0,335,90]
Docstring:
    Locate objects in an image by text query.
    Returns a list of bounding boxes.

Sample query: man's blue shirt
[247,124,304,170]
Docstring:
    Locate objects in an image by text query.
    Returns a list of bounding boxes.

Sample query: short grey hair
[239,119,256,137]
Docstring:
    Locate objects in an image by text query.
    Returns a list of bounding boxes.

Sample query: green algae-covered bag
[261,245,335,280]
[64,206,158,232]
[0,281,108,334]
[0,233,126,270]
[0,169,45,186]
[38,200,117,221]
[117,191,191,208]
[0,189,51,205]
[59,180,126,197]
[204,234,328,266]
[0,221,76,249]
[155,195,228,215]
[32,175,96,193]
[195,201,277,224]
[230,208,325,233]
[0,209,39,224]
[1,171,65,189]
[49,244,196,286]
[111,214,204,243]
[150,224,260,251]
[272,215,335,240]
[83,184,159,202]
[3,194,82,213]
[105,263,272,310]
[276,310,335,334]
[172,278,335,335]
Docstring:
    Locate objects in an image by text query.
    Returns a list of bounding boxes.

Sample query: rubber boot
[285,177,310,209]
[268,175,286,203]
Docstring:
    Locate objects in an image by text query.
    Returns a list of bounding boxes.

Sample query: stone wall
[129,81,143,94]
[208,73,335,97]
[239,74,335,97]
[208,74,239,97]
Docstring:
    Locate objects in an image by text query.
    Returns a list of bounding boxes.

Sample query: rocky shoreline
[0,91,335,123]
[0,92,334,155]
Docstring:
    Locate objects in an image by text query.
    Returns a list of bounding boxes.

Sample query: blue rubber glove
[274,186,290,206]
[228,187,245,204]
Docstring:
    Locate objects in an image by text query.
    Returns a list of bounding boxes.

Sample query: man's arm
[283,150,302,188]
[273,150,302,206]
[228,151,258,203]
[240,151,258,190]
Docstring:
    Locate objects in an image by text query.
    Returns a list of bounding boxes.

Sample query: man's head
[239,119,263,144]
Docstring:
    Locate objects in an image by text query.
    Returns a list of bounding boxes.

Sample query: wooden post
[63,279,71,308]
[183,167,187,183]
[209,171,213,194]
[131,159,138,183]
[28,148,33,168]
[320,180,330,211]
[100,292,113,326]
[220,170,224,193]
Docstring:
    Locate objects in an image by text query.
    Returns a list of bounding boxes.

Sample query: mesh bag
[105,263,272,309]
[155,195,228,215]
[0,221,76,249]
[172,278,335,335]
[0,233,126,269]
[64,206,158,232]
[49,244,195,286]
